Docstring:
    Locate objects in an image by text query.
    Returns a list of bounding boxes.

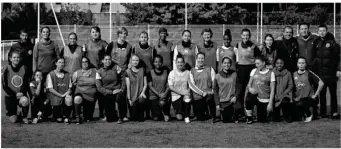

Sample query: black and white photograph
[1,0,340,148]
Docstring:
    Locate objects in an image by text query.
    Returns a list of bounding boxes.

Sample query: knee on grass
[176,114,183,120]
[9,115,18,123]
[19,96,29,107]
[74,96,83,104]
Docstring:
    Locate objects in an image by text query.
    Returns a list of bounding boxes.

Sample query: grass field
[1,61,341,148]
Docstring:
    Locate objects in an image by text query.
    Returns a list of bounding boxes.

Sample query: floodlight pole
[51,3,66,47]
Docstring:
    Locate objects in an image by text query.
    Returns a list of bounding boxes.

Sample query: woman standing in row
[33,27,60,83]
[154,27,173,71]
[197,28,218,72]
[173,30,198,71]
[60,32,83,75]
[217,29,236,71]
[235,28,261,119]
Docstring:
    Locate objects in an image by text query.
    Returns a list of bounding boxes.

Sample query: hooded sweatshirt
[273,68,293,107]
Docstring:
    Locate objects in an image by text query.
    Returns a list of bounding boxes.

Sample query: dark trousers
[129,97,146,121]
[52,105,63,119]
[102,94,119,122]
[5,96,18,116]
[293,97,317,120]
[320,79,338,116]
[31,96,44,118]
[236,64,255,117]
[145,99,152,119]
[273,97,292,121]
[220,103,234,123]
[82,99,96,121]
[116,91,128,119]
[245,93,271,122]
[151,98,171,119]
[98,94,105,118]
[192,95,215,120]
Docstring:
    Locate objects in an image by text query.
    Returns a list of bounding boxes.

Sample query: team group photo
[1,1,341,148]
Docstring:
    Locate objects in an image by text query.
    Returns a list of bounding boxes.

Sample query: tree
[1,3,38,39]
[121,3,184,25]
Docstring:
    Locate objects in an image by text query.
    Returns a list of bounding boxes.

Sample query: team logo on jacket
[326,43,330,48]
[11,75,23,88]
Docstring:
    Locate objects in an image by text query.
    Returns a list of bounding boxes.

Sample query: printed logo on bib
[184,49,189,53]
[11,75,23,88]
[57,83,67,87]
[296,82,305,89]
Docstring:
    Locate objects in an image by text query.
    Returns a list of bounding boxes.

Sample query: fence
[1,24,341,61]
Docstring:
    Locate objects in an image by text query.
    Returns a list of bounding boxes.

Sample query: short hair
[182,30,191,36]
[299,23,310,29]
[201,28,213,37]
[224,29,232,40]
[153,54,163,63]
[283,26,294,32]
[68,32,77,40]
[20,29,28,34]
[117,27,128,36]
[40,26,51,33]
[241,28,251,37]
[318,24,328,30]
[90,26,101,33]
[140,31,148,37]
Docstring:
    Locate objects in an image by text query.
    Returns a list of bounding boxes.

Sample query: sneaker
[32,118,39,124]
[117,119,123,124]
[285,117,293,123]
[76,117,81,125]
[101,117,107,122]
[22,118,29,124]
[123,117,129,122]
[56,118,63,123]
[331,113,339,119]
[185,117,190,123]
[211,118,217,124]
[304,115,313,123]
[164,115,170,122]
[64,118,70,124]
[246,117,253,124]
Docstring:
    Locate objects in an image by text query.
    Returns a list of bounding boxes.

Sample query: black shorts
[5,96,18,116]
